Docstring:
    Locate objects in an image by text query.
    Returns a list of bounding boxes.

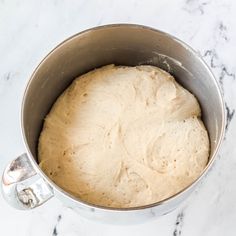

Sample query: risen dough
[38,65,209,208]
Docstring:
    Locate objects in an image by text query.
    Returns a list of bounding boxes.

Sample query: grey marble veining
[0,0,236,235]
[173,211,184,236]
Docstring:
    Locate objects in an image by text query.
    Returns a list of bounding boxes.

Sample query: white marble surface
[0,0,236,235]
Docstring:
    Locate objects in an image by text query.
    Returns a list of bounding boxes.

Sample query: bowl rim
[21,23,226,212]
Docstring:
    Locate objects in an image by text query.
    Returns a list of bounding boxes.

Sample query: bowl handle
[1,153,54,210]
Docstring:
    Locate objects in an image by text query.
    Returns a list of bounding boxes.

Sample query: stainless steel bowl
[1,24,225,224]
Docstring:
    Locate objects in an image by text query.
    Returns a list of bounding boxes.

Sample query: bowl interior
[22,25,224,178]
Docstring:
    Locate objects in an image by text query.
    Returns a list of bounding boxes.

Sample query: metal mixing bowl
[2,24,225,224]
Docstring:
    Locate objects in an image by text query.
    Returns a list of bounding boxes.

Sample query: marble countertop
[1,0,236,235]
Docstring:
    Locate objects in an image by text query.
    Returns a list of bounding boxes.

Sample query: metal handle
[1,153,54,210]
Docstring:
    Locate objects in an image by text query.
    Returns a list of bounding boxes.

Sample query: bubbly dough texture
[38,65,209,208]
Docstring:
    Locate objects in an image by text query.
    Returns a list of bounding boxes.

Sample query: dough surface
[38,65,209,208]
